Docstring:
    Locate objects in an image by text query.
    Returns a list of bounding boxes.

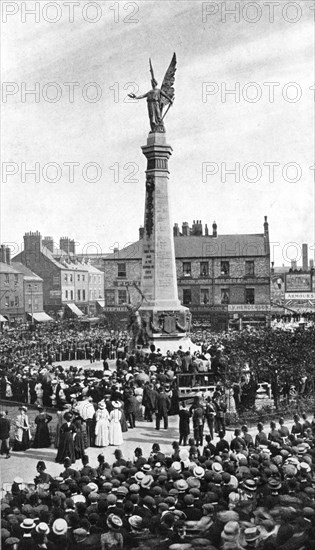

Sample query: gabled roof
[12,262,43,281]
[0,262,22,274]
[105,234,268,261]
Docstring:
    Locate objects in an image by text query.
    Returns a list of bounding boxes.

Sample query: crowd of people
[2,414,315,549]
[0,324,126,368]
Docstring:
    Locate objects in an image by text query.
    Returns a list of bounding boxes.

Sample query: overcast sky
[1,0,314,265]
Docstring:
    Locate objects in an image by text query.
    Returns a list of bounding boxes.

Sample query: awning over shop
[28,312,53,323]
[96,300,105,309]
[66,303,84,317]
[0,314,8,322]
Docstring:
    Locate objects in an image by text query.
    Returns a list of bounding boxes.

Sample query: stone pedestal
[139,132,197,354]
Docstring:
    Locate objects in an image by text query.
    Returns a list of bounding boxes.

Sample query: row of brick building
[1,218,271,330]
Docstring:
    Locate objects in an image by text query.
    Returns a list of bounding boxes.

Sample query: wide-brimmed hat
[19,406,27,412]
[98,402,105,409]
[87,482,98,492]
[107,514,123,530]
[111,401,121,408]
[193,466,205,479]
[174,479,188,492]
[268,478,282,490]
[134,471,145,483]
[73,528,88,542]
[171,461,182,474]
[212,462,223,473]
[20,518,36,530]
[35,523,50,535]
[128,515,143,530]
[244,527,260,541]
[243,479,257,492]
[141,475,154,489]
[221,520,239,539]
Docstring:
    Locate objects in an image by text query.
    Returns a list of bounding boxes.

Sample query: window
[14,274,19,283]
[245,288,255,304]
[200,262,209,277]
[70,290,73,300]
[53,276,59,286]
[118,289,127,305]
[99,291,103,298]
[34,284,38,290]
[200,288,209,305]
[77,274,80,281]
[118,263,126,278]
[14,296,19,307]
[245,261,255,276]
[82,275,85,282]
[94,275,96,283]
[34,299,38,310]
[65,290,68,299]
[5,274,9,284]
[94,290,97,298]
[183,289,192,305]
[82,290,86,301]
[98,275,101,283]
[69,274,73,282]
[220,261,230,276]
[90,290,93,300]
[64,274,68,282]
[183,262,191,276]
[28,298,32,307]
[77,290,81,301]
[105,290,115,306]
[89,274,92,283]
[221,289,230,304]
[5,296,9,307]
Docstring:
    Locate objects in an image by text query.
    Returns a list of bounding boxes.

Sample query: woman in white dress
[108,401,123,446]
[95,401,109,447]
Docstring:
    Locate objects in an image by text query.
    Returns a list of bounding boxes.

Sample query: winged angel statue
[128,53,177,133]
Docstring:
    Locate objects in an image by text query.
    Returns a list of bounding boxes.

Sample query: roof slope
[105,234,267,261]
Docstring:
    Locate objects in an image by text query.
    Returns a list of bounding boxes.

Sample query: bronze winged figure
[128,53,177,133]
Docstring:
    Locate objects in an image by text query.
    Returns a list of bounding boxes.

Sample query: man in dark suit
[155,386,170,430]
[0,410,11,458]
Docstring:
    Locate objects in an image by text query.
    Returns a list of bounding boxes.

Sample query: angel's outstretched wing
[160,53,177,112]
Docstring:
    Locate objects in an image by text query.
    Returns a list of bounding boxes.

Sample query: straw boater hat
[35,523,50,535]
[107,514,123,530]
[112,401,121,408]
[20,518,36,530]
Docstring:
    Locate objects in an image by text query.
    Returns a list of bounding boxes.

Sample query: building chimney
[60,237,71,254]
[0,244,6,263]
[271,261,274,275]
[173,223,180,237]
[212,221,217,237]
[182,222,190,237]
[205,224,209,236]
[191,220,203,236]
[23,231,42,253]
[113,247,119,254]
[69,239,76,255]
[43,236,54,253]
[5,247,11,265]
[264,216,270,255]
[139,226,144,239]
[310,259,314,269]
[302,243,308,271]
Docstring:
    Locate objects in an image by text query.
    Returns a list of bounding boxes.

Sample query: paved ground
[0,358,300,489]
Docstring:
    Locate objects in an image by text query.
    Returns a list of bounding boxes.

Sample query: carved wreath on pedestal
[145,174,155,237]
